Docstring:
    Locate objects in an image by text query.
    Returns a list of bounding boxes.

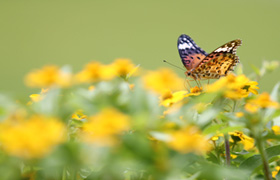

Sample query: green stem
[256,138,272,180]
[62,167,67,180]
[223,100,237,166]
[232,100,237,112]
[224,133,231,166]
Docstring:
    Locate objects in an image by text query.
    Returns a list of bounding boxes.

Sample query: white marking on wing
[178,42,195,49]
[215,46,232,52]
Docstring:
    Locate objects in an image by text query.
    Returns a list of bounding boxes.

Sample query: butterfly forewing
[213,39,242,54]
[198,39,242,67]
[178,34,208,70]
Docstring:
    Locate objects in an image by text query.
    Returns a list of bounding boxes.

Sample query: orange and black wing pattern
[190,39,242,80]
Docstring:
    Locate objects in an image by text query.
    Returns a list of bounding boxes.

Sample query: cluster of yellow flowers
[207,74,259,99]
[0,115,66,159]
[2,58,280,179]
[80,108,130,146]
[25,58,138,88]
[245,92,279,113]
[167,126,211,154]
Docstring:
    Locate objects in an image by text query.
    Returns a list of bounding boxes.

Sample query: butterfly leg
[208,79,210,85]
[185,78,192,91]
[199,80,202,87]
[194,79,200,88]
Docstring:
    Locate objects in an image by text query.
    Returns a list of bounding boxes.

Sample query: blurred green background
[0,0,279,98]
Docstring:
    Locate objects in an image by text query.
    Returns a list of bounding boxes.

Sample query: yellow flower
[207,74,259,99]
[160,90,188,107]
[142,68,185,95]
[81,108,130,146]
[244,103,259,113]
[185,86,203,96]
[167,126,211,154]
[229,131,254,151]
[27,88,49,105]
[272,125,280,135]
[0,115,66,159]
[29,94,42,102]
[250,92,279,108]
[245,92,279,113]
[110,58,138,78]
[211,133,224,141]
[235,112,244,118]
[231,154,238,159]
[88,85,95,91]
[75,61,115,83]
[25,65,72,88]
[272,166,280,178]
[129,84,135,90]
[72,110,87,120]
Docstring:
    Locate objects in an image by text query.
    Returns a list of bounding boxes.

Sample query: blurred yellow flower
[0,115,66,159]
[231,154,238,159]
[88,85,95,91]
[244,103,259,113]
[229,131,254,151]
[160,90,188,107]
[245,92,279,113]
[81,108,130,146]
[75,61,115,83]
[207,74,259,99]
[235,112,244,118]
[72,110,87,120]
[110,58,138,78]
[272,125,280,135]
[25,65,72,88]
[167,126,211,154]
[29,94,42,102]
[27,88,49,105]
[187,86,203,96]
[211,133,223,141]
[142,68,184,94]
[272,166,280,178]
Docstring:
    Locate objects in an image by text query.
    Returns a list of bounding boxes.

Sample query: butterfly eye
[185,72,191,76]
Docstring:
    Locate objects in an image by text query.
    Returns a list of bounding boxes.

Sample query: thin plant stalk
[256,137,272,180]
[224,133,231,166]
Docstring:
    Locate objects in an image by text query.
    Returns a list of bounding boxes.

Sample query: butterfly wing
[178,34,208,70]
[191,39,242,79]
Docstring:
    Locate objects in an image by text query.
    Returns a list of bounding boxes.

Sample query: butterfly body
[178,34,242,80]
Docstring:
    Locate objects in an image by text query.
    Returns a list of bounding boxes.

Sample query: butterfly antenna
[163,60,185,71]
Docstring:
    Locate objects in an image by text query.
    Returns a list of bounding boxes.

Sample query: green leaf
[270,82,280,101]
[206,152,220,164]
[203,124,224,135]
[219,126,244,134]
[250,64,261,76]
[264,82,280,120]
[239,145,280,171]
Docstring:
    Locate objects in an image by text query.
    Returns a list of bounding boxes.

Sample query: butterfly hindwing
[190,39,242,80]
[191,52,239,79]
[177,34,208,70]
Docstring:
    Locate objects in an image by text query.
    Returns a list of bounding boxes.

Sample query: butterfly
[177,34,242,80]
